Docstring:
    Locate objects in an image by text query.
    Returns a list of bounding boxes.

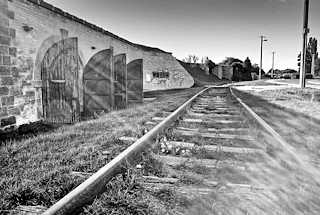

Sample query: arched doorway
[41,37,80,123]
[83,49,113,116]
[114,54,127,109]
[127,59,143,105]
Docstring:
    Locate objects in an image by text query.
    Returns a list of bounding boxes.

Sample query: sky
[45,0,320,71]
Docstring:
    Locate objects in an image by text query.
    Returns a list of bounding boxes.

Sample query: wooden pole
[259,36,267,80]
[300,0,309,88]
[259,36,263,80]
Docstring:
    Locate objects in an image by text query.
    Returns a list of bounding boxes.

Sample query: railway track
[42,86,287,215]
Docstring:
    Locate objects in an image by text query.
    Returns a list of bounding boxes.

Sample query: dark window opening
[152,71,170,79]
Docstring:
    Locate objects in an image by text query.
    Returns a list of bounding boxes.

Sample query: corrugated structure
[0,0,194,129]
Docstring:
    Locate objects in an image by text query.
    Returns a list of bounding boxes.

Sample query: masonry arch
[40,37,80,123]
[36,35,84,120]
[83,49,114,116]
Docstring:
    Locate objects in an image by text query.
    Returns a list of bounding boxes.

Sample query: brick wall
[1,0,194,128]
[0,0,18,129]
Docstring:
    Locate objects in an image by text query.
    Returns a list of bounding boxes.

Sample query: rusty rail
[43,87,212,215]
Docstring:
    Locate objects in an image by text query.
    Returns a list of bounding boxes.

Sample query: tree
[221,57,243,66]
[243,57,252,71]
[182,55,199,64]
[191,55,199,64]
[251,63,265,76]
[298,37,318,75]
[297,51,312,74]
[206,59,216,74]
[309,37,318,76]
[241,57,253,81]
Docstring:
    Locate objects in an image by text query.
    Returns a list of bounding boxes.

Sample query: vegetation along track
[43,86,292,214]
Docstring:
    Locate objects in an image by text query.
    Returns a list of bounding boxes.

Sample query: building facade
[0,0,194,129]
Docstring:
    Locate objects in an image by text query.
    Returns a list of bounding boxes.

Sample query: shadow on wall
[82,48,143,118]
[37,34,144,123]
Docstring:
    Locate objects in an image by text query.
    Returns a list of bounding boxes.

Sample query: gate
[113,54,127,109]
[83,49,113,116]
[127,59,143,105]
[41,37,79,124]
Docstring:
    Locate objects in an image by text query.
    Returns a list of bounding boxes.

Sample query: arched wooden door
[41,37,79,124]
[83,49,113,116]
[114,54,127,109]
[127,59,143,105]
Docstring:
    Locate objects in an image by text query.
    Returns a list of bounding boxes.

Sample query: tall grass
[0,88,201,213]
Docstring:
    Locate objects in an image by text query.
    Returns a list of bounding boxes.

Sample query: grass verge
[0,87,202,213]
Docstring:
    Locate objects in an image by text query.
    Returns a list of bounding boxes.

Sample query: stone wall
[0,0,24,129]
[0,0,194,129]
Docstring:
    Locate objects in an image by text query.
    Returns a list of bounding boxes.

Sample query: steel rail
[43,87,212,215]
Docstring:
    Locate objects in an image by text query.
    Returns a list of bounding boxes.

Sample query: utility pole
[272,51,275,79]
[259,35,267,80]
[300,0,310,88]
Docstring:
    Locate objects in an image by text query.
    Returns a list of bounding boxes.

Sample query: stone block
[0,26,9,36]
[0,46,9,55]
[1,95,14,106]
[9,86,22,96]
[11,66,19,77]
[8,106,20,115]
[0,65,10,75]
[2,55,10,65]
[0,35,10,45]
[22,80,32,86]
[0,0,8,8]
[7,10,14,19]
[31,80,42,88]
[0,86,9,96]
[1,76,13,85]
[9,47,16,57]
[1,116,16,127]
[0,7,8,17]
[25,90,35,97]
[9,28,15,38]
[0,107,7,118]
[0,17,9,27]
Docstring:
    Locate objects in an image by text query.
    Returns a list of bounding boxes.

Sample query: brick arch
[35,35,85,80]
[35,35,85,120]
[83,49,114,115]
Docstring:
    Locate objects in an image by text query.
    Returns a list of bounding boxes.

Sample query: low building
[0,0,194,129]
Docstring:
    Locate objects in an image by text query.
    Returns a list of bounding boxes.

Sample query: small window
[153,70,170,79]
[159,71,164,79]
[152,71,160,78]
